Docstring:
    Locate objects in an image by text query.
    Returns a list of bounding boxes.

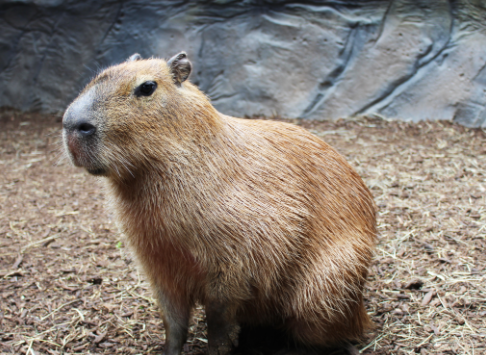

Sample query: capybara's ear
[127,53,142,62]
[167,52,192,86]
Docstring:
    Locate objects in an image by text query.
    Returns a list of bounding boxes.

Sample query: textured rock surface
[1,0,486,127]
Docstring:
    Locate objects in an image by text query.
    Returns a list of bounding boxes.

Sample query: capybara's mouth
[64,132,105,174]
[65,134,84,166]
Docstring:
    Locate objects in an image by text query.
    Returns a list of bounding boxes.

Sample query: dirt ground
[1,111,485,355]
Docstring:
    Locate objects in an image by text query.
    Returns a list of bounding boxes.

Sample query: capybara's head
[62,52,219,179]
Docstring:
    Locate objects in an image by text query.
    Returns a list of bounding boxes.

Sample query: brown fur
[63,54,377,354]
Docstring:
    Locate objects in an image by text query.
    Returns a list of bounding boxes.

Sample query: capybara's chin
[63,51,377,355]
[63,132,111,177]
[65,147,107,176]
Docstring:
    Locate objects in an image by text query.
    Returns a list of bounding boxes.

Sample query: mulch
[1,111,485,354]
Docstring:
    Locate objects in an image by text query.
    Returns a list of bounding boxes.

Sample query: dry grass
[0,111,485,354]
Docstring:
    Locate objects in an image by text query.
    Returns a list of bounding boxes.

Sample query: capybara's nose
[62,88,97,137]
[63,115,96,137]
[76,121,96,136]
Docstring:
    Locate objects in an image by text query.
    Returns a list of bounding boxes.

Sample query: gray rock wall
[1,0,486,127]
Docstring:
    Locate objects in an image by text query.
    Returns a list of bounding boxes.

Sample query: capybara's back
[215,117,376,344]
[62,52,377,355]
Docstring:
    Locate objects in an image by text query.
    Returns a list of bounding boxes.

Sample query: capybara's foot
[208,323,240,355]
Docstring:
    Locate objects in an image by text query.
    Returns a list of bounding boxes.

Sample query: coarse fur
[62,52,377,355]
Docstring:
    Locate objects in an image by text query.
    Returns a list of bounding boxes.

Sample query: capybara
[62,52,377,355]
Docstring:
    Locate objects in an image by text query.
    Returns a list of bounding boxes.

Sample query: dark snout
[63,88,98,138]
[63,111,97,137]
[63,88,106,175]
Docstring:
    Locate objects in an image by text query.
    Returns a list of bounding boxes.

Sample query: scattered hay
[0,111,485,354]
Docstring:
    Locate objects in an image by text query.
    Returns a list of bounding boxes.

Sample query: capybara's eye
[136,81,157,97]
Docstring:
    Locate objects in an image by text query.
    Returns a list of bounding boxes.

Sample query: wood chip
[422,290,436,306]
[92,331,107,344]
[12,254,23,269]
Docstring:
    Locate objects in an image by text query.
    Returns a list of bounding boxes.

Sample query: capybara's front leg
[205,300,241,355]
[157,291,191,355]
